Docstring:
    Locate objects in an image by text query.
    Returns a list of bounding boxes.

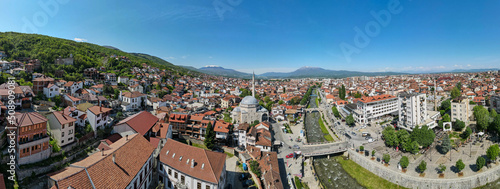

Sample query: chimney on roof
[126,135,129,140]
[112,153,116,164]
[101,148,104,156]
[191,159,195,168]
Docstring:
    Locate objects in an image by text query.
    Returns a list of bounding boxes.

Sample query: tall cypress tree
[204,122,215,149]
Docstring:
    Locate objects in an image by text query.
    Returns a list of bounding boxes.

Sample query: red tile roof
[52,111,77,125]
[11,112,48,127]
[48,134,155,189]
[214,121,231,133]
[160,139,226,184]
[358,94,396,103]
[116,111,159,136]
[87,105,112,115]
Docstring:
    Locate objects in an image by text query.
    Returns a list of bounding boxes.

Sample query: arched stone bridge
[301,141,349,157]
[305,108,321,113]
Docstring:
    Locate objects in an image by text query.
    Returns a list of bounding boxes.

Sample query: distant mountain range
[183,65,406,79]
[449,68,499,73]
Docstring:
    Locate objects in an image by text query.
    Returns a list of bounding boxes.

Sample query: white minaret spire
[252,71,255,97]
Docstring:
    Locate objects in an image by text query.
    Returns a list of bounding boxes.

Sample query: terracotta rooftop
[87,105,112,115]
[121,91,146,98]
[160,139,226,184]
[52,111,77,125]
[358,94,396,103]
[11,112,48,127]
[48,134,155,189]
[116,111,159,136]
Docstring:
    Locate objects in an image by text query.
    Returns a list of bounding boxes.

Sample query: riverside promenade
[348,148,500,189]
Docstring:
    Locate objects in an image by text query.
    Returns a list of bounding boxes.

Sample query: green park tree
[439,164,446,174]
[440,134,451,154]
[204,122,216,150]
[456,159,465,173]
[454,120,465,131]
[382,126,398,147]
[451,87,461,99]
[410,125,435,148]
[487,144,500,162]
[461,126,472,139]
[442,114,451,122]
[418,160,427,173]
[477,156,486,171]
[346,114,355,126]
[383,154,390,164]
[400,156,409,169]
[332,106,341,118]
[474,106,489,131]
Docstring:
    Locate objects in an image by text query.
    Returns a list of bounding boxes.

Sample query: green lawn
[318,114,334,141]
[192,143,208,150]
[335,156,408,189]
[318,116,329,134]
[324,134,334,141]
[225,152,234,158]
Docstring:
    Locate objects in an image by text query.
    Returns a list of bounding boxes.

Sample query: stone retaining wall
[348,149,500,189]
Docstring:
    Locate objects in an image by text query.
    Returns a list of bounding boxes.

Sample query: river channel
[306,89,364,189]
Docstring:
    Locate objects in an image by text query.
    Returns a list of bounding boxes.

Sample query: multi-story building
[120,91,146,111]
[47,111,76,147]
[246,122,272,152]
[491,95,500,113]
[398,92,427,130]
[43,83,59,98]
[353,94,398,124]
[158,139,227,189]
[33,75,54,94]
[169,113,190,134]
[86,105,112,134]
[451,97,471,124]
[63,81,83,95]
[10,112,51,165]
[48,133,155,189]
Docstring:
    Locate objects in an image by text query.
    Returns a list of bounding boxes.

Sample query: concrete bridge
[305,108,321,113]
[301,141,348,157]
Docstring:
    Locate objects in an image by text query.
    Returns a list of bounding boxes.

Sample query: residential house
[43,84,60,98]
[47,111,76,147]
[48,134,155,189]
[33,75,54,94]
[86,105,112,134]
[158,139,227,189]
[10,112,51,165]
[120,91,146,111]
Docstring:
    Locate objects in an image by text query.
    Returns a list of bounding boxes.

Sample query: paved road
[226,156,245,189]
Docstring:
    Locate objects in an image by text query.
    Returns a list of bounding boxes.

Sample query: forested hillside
[0,32,197,81]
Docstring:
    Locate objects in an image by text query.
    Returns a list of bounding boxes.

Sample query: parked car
[286,153,294,158]
[243,180,254,187]
[293,145,300,149]
[239,173,249,181]
[212,147,224,153]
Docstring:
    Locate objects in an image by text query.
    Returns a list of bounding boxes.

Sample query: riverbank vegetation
[335,156,408,189]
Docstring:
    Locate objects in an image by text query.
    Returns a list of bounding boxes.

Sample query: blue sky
[1,0,500,74]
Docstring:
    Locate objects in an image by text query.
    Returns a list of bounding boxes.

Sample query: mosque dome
[241,96,259,105]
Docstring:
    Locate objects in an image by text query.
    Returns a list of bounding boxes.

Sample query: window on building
[168,169,172,176]
[62,132,64,137]
[181,175,185,184]
[62,140,64,144]
[206,185,210,189]
[174,172,178,179]
[62,124,65,129]
[197,183,202,189]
